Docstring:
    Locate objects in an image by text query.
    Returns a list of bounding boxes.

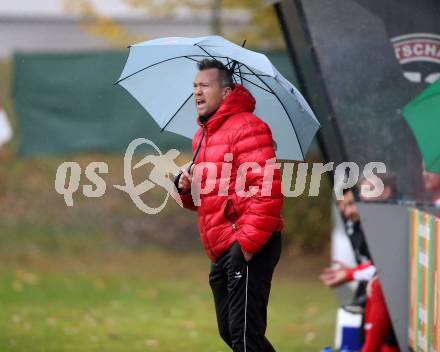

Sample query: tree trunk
[211,0,223,35]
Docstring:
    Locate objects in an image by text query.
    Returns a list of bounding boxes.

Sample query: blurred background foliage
[63,0,284,49]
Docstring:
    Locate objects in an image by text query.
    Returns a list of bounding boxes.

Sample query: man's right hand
[319,267,348,288]
[319,261,351,288]
[178,169,192,193]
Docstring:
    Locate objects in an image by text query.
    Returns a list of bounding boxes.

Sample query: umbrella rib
[116,51,270,85]
[161,93,194,132]
[238,62,243,85]
[237,62,246,72]
[184,56,201,63]
[229,57,238,84]
[116,56,192,84]
[238,75,273,94]
[185,54,248,62]
[116,45,225,84]
[186,50,267,88]
[239,72,272,77]
[230,60,238,84]
[242,63,305,160]
[188,54,238,61]
[184,55,234,63]
[194,44,218,62]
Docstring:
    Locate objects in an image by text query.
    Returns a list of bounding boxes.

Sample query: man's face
[359,178,392,201]
[193,69,230,118]
[342,190,359,223]
[423,169,440,192]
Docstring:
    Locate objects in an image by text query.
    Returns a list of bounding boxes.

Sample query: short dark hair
[197,59,234,89]
[359,172,398,196]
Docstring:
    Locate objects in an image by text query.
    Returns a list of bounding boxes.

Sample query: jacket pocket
[223,198,239,223]
[223,198,239,234]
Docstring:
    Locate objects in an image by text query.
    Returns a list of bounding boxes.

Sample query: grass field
[0,152,337,351]
[0,241,337,352]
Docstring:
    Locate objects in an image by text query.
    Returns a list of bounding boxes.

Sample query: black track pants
[209,232,281,352]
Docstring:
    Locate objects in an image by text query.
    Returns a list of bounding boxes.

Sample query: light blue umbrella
[116,35,319,160]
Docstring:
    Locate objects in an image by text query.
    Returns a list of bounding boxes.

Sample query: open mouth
[196,99,205,107]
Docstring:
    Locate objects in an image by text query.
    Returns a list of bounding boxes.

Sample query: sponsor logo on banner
[391,33,440,84]
[409,209,439,352]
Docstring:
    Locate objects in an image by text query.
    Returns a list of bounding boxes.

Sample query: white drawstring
[244,264,249,352]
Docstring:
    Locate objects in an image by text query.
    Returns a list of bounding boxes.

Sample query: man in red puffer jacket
[178,59,283,352]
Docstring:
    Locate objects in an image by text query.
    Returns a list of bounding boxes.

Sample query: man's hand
[178,168,192,193]
[241,248,253,262]
[319,261,351,288]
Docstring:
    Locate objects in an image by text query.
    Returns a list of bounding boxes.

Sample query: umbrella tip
[242,39,247,48]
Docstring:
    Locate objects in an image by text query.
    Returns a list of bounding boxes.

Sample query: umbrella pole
[174,128,205,191]
[229,40,247,74]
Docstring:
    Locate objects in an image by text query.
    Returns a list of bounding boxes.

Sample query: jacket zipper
[225,197,238,233]
[200,124,215,259]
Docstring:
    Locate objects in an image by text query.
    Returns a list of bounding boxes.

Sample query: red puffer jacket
[180,84,284,261]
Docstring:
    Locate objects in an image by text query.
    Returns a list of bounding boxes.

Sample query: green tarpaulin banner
[12,50,297,157]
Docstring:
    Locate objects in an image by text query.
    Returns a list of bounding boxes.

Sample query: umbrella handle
[173,161,194,191]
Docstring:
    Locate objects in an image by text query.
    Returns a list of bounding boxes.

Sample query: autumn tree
[64,0,284,49]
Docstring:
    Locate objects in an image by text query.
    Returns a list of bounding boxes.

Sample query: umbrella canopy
[403,79,440,174]
[117,35,319,160]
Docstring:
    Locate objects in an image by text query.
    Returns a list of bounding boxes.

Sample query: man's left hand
[241,248,253,262]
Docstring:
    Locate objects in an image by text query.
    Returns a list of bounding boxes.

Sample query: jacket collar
[197,84,256,134]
